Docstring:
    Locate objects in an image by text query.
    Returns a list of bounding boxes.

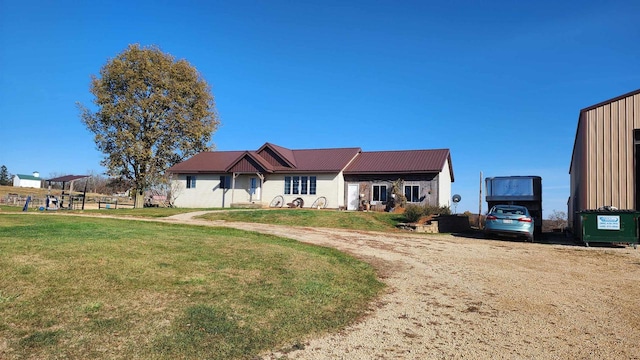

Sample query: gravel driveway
[163,212,640,359]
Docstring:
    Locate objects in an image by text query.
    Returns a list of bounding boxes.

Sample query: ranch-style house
[167,142,454,210]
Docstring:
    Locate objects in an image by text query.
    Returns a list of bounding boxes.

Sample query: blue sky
[1,0,639,216]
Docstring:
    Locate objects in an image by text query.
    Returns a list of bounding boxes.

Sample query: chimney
[33,171,40,178]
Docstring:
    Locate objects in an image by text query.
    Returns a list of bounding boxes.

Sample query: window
[284,176,292,194]
[404,185,420,202]
[309,176,316,195]
[373,185,387,202]
[250,178,258,195]
[292,176,300,194]
[284,176,317,195]
[186,175,196,189]
[219,175,231,189]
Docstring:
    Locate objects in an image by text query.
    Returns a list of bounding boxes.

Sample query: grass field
[0,185,54,198]
[0,214,384,359]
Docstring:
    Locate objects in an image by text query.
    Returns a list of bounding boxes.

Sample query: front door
[347,184,359,211]
[249,177,261,202]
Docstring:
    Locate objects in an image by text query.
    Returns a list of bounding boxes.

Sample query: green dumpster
[578,210,640,248]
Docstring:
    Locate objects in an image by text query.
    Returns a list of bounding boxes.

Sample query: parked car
[484,204,534,242]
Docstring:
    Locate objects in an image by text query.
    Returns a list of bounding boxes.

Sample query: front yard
[0,214,383,359]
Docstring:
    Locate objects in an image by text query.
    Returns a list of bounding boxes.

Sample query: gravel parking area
[164,212,640,359]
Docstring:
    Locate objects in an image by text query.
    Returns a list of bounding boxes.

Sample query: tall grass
[0,214,383,359]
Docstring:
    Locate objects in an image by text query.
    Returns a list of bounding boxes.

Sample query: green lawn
[198,209,405,231]
[2,205,220,217]
[0,214,384,359]
[72,207,221,217]
[0,205,23,212]
[4,205,409,231]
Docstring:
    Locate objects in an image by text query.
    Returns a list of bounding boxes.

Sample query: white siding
[172,172,344,208]
[13,176,41,188]
[171,174,229,208]
[229,176,258,204]
[438,158,452,207]
[262,173,343,209]
[336,171,346,208]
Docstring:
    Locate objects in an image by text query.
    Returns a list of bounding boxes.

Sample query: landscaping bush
[423,205,451,216]
[403,204,453,223]
[403,204,423,223]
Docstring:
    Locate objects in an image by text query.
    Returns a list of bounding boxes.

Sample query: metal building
[569,88,640,231]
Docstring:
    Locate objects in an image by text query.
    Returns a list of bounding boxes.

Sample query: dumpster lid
[579,207,640,214]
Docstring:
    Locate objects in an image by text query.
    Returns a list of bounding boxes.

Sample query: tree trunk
[134,190,145,208]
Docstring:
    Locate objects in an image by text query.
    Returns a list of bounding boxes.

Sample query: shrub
[404,204,423,223]
[439,205,451,215]
[423,205,451,216]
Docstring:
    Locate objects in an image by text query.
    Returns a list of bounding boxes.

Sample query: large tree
[79,44,219,207]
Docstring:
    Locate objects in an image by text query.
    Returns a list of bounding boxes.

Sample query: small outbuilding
[13,171,42,188]
[569,88,640,231]
[46,175,90,210]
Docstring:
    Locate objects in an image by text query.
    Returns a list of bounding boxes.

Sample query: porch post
[231,172,239,206]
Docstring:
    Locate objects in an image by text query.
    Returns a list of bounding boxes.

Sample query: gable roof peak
[257,142,297,167]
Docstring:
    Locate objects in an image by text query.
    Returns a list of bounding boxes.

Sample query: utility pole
[478,171,483,228]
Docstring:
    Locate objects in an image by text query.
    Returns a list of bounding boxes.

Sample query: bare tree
[548,210,567,230]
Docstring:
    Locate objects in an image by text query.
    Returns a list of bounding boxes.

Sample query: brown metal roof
[344,149,454,180]
[289,147,361,172]
[167,151,245,173]
[167,144,451,178]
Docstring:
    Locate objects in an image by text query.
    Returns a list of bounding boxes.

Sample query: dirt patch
[159,213,640,359]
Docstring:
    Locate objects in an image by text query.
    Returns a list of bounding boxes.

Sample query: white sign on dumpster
[597,215,620,230]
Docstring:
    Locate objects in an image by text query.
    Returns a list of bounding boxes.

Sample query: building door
[347,184,359,211]
[249,177,261,202]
